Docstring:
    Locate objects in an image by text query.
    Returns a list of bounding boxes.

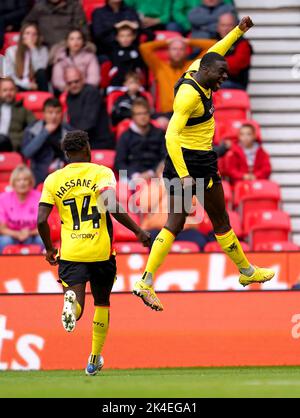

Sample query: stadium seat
[114,241,149,254]
[0,32,20,54]
[228,210,243,238]
[91,150,116,169]
[112,213,140,242]
[100,60,113,89]
[254,241,299,252]
[204,240,250,253]
[82,1,105,23]
[234,180,281,234]
[2,244,43,255]
[249,210,291,249]
[0,182,11,193]
[0,152,23,181]
[213,89,251,122]
[222,180,232,208]
[171,241,199,253]
[48,208,61,242]
[15,92,53,119]
[116,181,131,211]
[106,90,154,116]
[217,119,262,143]
[198,210,213,235]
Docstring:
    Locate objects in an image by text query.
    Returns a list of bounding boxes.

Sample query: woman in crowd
[5,23,49,91]
[51,29,100,94]
[0,165,44,253]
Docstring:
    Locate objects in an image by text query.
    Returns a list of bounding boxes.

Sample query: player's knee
[212,211,231,234]
[165,218,185,236]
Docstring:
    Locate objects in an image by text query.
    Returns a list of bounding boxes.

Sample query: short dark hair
[62,130,89,153]
[200,52,226,69]
[240,123,256,134]
[131,97,151,114]
[43,97,62,111]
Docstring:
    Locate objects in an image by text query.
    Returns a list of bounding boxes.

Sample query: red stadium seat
[2,244,43,255]
[15,92,53,119]
[100,60,113,89]
[114,241,149,254]
[198,210,213,235]
[228,210,242,238]
[222,180,232,208]
[171,241,199,253]
[106,90,154,116]
[48,208,61,242]
[91,150,116,169]
[204,240,250,253]
[249,210,291,249]
[213,89,251,122]
[0,32,20,54]
[112,213,140,242]
[82,1,105,23]
[0,182,11,193]
[217,119,262,143]
[116,181,131,210]
[0,152,23,181]
[254,241,299,252]
[234,180,281,234]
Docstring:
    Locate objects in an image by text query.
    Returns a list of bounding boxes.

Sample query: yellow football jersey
[40,162,116,262]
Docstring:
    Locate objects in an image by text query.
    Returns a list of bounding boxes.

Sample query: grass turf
[1,367,300,398]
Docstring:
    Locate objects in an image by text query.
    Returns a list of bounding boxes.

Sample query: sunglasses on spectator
[66,79,81,86]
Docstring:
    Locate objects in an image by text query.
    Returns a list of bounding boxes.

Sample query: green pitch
[1,367,300,398]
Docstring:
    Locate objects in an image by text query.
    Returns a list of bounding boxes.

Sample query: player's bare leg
[62,283,86,332]
[203,181,274,286]
[133,193,190,311]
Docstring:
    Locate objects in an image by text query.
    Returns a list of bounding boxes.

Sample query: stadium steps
[235,0,300,245]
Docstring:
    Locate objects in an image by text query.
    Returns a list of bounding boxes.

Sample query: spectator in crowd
[140,36,215,113]
[51,29,100,94]
[92,0,140,56]
[64,67,114,149]
[0,1,31,34]
[217,13,253,90]
[21,98,72,185]
[138,166,212,250]
[107,22,145,89]
[226,124,271,185]
[114,98,165,180]
[111,71,146,126]
[5,23,49,92]
[188,0,235,39]
[167,0,199,34]
[125,0,171,31]
[23,0,89,48]
[0,77,35,152]
[0,165,44,254]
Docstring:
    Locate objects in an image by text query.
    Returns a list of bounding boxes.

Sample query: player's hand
[45,248,60,266]
[180,175,196,189]
[238,16,254,33]
[136,229,151,247]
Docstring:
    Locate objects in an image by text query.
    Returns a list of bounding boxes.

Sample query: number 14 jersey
[40,162,117,262]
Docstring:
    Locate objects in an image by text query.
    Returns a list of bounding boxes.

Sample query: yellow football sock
[215,229,251,271]
[142,227,175,285]
[91,307,109,362]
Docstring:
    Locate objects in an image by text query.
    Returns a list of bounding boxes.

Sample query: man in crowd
[0,77,35,152]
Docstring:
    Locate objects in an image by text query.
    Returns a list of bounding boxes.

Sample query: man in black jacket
[114,98,166,180]
[65,67,114,150]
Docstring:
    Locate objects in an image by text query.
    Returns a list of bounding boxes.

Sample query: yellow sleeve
[39,175,55,206]
[98,167,117,193]
[187,26,244,72]
[165,85,200,178]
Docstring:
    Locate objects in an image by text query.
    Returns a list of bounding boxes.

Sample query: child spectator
[111,72,145,126]
[23,0,89,48]
[226,124,271,185]
[92,0,140,56]
[51,29,100,94]
[188,0,235,39]
[107,22,144,90]
[5,23,49,91]
[114,98,165,180]
[0,165,44,253]
[21,98,72,185]
[0,77,35,152]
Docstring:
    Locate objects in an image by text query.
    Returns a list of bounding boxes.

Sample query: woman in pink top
[0,165,44,253]
[51,29,100,93]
